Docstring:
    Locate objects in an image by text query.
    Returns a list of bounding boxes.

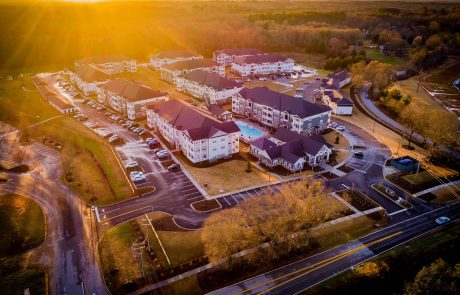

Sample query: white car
[336,126,345,132]
[155,150,168,157]
[435,216,450,225]
[130,171,145,182]
[125,161,138,169]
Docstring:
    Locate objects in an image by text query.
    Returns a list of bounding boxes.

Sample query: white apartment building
[146,99,240,163]
[175,70,243,105]
[213,48,265,66]
[150,50,203,69]
[161,59,225,84]
[97,78,168,120]
[232,87,331,134]
[73,64,112,96]
[75,55,137,74]
[231,54,295,77]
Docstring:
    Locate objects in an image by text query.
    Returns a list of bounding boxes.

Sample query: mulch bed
[321,172,339,180]
[337,165,354,173]
[337,189,379,211]
[192,199,220,212]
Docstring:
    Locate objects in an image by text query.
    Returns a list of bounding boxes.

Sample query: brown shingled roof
[75,64,111,83]
[101,78,167,102]
[162,59,218,71]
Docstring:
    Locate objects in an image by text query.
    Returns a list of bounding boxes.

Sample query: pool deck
[234,119,269,143]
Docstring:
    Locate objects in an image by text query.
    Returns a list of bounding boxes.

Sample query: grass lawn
[174,152,277,196]
[0,76,133,205]
[0,194,45,256]
[402,170,435,185]
[0,194,47,295]
[153,230,204,268]
[365,49,404,65]
[99,221,143,293]
[32,117,134,205]
[389,78,447,114]
[322,129,350,165]
[430,186,460,204]
[304,220,460,295]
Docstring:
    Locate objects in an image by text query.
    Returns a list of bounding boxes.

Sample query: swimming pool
[235,120,265,142]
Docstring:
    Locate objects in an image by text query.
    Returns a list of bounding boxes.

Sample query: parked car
[148,141,160,149]
[336,126,345,132]
[130,171,145,182]
[125,161,139,169]
[146,137,155,143]
[435,216,450,225]
[157,153,170,160]
[167,164,180,171]
[330,121,338,128]
[353,151,364,158]
[155,150,168,157]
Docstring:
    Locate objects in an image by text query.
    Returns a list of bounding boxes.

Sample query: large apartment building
[213,48,265,66]
[232,87,331,134]
[231,54,294,77]
[75,55,137,74]
[160,59,225,84]
[146,99,240,163]
[175,70,243,105]
[150,50,203,69]
[97,78,168,120]
[73,64,112,96]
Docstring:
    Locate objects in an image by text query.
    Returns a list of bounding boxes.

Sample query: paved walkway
[414,179,460,197]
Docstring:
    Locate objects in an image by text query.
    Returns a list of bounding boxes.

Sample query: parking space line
[179,183,196,189]
[180,191,202,198]
[186,195,203,201]
[222,196,231,206]
[230,194,239,203]
[253,189,262,197]
[180,187,198,193]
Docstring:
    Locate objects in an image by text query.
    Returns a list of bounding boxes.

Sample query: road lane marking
[101,206,152,222]
[94,207,100,222]
[389,208,408,216]
[237,231,403,295]
[341,183,350,189]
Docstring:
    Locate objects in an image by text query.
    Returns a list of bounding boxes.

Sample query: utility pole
[131,238,147,277]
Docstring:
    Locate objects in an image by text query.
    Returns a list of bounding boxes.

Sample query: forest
[0,1,459,73]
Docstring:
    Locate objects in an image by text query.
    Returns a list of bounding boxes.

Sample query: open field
[0,194,46,295]
[364,49,404,65]
[305,220,460,295]
[174,152,276,196]
[0,77,133,205]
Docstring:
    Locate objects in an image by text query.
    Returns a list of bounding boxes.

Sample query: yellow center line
[255,231,403,295]
[101,206,151,222]
[234,231,402,295]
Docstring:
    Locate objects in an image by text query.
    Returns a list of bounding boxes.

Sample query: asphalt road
[0,134,107,295]
[209,202,460,295]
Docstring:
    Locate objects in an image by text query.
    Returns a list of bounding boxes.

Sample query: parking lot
[216,182,285,209]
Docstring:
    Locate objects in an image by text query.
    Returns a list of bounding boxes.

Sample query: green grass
[155,230,204,268]
[304,221,460,295]
[365,49,404,65]
[0,194,47,295]
[0,76,134,205]
[402,171,435,185]
[0,194,45,256]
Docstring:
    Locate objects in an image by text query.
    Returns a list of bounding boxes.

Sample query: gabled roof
[76,54,132,65]
[37,85,56,98]
[237,87,331,119]
[162,59,218,71]
[208,104,230,117]
[324,89,353,106]
[181,70,243,91]
[253,128,331,163]
[327,70,350,82]
[153,50,201,59]
[251,137,277,150]
[75,64,111,83]
[101,78,167,102]
[214,48,264,57]
[148,99,240,141]
[234,54,291,65]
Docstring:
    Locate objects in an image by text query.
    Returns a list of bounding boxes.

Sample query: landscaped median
[372,184,413,209]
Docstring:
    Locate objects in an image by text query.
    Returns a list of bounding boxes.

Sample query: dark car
[353,151,364,158]
[148,141,160,149]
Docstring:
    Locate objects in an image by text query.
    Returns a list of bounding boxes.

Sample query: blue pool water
[235,120,264,140]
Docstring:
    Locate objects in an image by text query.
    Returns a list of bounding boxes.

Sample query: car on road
[336,126,345,132]
[167,164,180,171]
[353,151,364,158]
[125,161,139,169]
[435,216,450,225]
